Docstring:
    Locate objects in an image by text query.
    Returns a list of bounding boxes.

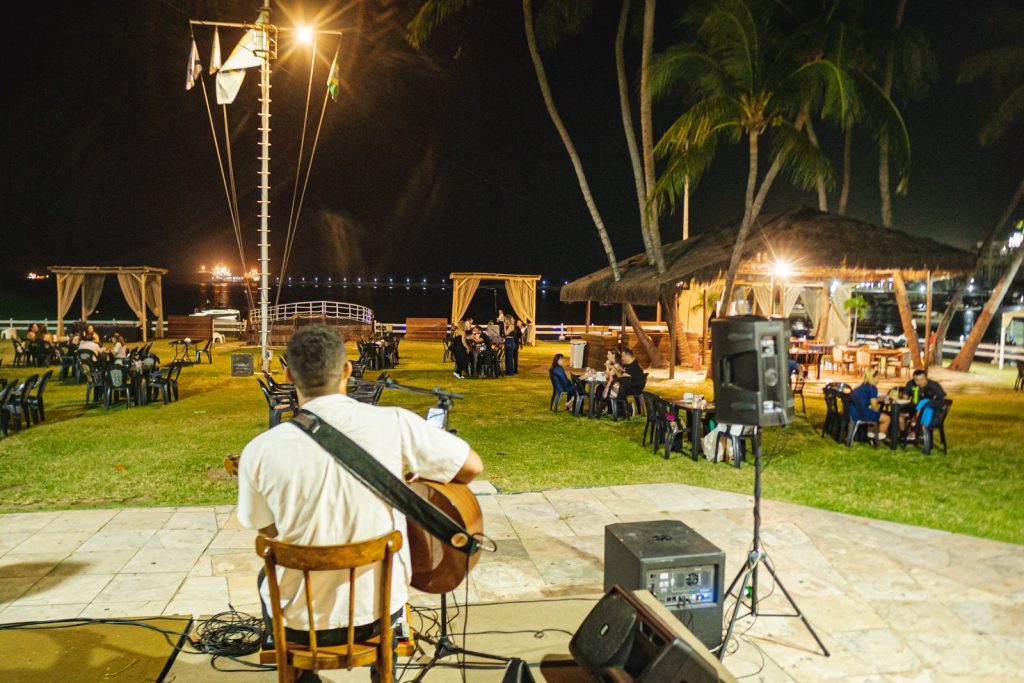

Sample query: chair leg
[922,428,932,455]
[939,427,947,454]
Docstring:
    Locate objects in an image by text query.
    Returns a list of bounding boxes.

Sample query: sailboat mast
[258,0,272,371]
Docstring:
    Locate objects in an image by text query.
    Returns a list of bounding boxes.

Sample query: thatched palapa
[560,207,976,306]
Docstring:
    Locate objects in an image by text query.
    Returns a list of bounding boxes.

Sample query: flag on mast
[209,28,222,75]
[216,17,268,105]
[327,47,340,102]
[185,39,202,90]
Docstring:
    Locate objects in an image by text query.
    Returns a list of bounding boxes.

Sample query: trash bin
[569,340,587,369]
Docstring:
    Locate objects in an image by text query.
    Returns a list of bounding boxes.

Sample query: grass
[0,339,1022,545]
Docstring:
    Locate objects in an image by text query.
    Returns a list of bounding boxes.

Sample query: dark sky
[2,1,1021,286]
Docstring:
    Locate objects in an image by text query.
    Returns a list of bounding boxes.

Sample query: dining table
[669,399,716,460]
[882,396,915,449]
[572,372,607,419]
[171,339,196,364]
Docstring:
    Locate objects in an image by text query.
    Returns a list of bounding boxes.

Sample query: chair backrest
[1017,360,1024,378]
[792,370,806,392]
[635,373,649,395]
[256,379,275,406]
[34,370,53,398]
[928,398,953,428]
[201,338,213,352]
[256,530,402,680]
[856,350,871,366]
[78,349,97,363]
[0,382,16,409]
[17,375,39,397]
[901,350,912,368]
[106,366,128,389]
[832,347,844,363]
[641,392,659,420]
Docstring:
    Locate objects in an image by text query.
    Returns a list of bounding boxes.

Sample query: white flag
[209,28,222,75]
[215,19,267,105]
[185,39,202,90]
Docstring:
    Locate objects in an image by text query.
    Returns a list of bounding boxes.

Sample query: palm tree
[948,6,1024,372]
[844,294,868,341]
[650,0,873,309]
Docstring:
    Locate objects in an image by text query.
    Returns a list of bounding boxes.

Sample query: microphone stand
[375,378,510,680]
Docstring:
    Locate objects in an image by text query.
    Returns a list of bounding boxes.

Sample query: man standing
[237,326,483,682]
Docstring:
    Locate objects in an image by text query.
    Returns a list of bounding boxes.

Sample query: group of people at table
[448,310,529,379]
[846,367,947,443]
[550,347,646,415]
[18,323,130,371]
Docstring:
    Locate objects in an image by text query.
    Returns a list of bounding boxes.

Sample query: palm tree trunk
[615,0,654,266]
[931,281,963,364]
[625,303,665,367]
[892,271,924,370]
[722,130,760,308]
[947,174,1024,371]
[683,175,690,239]
[522,0,620,280]
[803,116,828,211]
[838,124,853,215]
[639,0,666,274]
[879,0,907,229]
[949,248,1023,372]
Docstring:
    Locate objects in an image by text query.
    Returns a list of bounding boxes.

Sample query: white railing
[248,301,374,327]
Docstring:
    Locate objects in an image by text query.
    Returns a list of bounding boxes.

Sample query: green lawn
[1,339,1022,544]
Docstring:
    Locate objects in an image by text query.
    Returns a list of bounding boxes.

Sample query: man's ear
[342,361,352,380]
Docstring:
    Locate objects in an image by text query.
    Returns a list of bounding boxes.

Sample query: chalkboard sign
[231,353,255,377]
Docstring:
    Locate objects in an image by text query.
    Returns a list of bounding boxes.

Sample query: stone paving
[1,482,1022,681]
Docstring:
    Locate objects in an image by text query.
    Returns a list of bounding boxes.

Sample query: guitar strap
[289,409,480,555]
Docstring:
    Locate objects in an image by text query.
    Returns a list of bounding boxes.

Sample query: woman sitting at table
[111,333,127,360]
[850,369,890,440]
[550,353,576,409]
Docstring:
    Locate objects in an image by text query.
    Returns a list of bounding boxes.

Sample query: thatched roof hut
[561,207,976,307]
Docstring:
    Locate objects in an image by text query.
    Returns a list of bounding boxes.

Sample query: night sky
[2,1,1021,286]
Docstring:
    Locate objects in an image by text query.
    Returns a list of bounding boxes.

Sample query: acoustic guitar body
[406,480,483,594]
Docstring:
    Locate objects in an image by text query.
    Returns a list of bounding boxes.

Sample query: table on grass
[572,373,606,419]
[669,400,716,460]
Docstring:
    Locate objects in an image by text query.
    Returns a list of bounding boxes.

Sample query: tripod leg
[718,565,752,661]
[762,560,830,657]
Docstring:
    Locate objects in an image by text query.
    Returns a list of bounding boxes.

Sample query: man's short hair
[913,369,927,378]
[622,348,635,359]
[286,325,347,393]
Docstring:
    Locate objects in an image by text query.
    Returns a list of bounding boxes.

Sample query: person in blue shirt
[549,353,576,409]
[849,369,890,438]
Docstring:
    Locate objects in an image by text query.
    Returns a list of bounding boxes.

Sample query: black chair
[629,374,649,417]
[791,368,806,414]
[914,398,952,456]
[0,383,16,437]
[6,375,38,431]
[839,393,880,449]
[548,369,570,412]
[478,348,500,379]
[27,370,53,424]
[571,376,590,417]
[104,365,133,409]
[659,400,691,460]
[149,362,183,404]
[263,371,297,404]
[12,340,27,367]
[713,425,758,467]
[194,339,213,364]
[80,360,105,404]
[442,334,453,364]
[257,378,294,428]
[350,361,366,380]
[1015,361,1024,391]
[640,392,661,446]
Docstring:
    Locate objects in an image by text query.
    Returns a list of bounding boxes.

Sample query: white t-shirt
[78,340,101,354]
[237,393,470,631]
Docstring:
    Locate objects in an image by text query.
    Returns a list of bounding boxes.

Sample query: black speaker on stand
[710,316,829,660]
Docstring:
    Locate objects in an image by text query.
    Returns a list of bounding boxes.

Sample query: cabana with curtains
[561,208,976,375]
[449,273,541,344]
[48,266,168,341]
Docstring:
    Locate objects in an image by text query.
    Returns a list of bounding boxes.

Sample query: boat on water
[190,307,241,322]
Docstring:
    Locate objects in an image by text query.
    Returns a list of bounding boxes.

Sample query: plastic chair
[916,398,952,455]
[791,368,806,414]
[104,366,134,409]
[256,531,402,683]
[0,383,17,437]
[257,378,295,428]
[27,370,53,423]
[6,375,39,430]
[1015,361,1024,391]
[548,369,569,412]
[640,392,660,446]
[195,339,213,364]
[839,393,880,449]
[571,376,590,417]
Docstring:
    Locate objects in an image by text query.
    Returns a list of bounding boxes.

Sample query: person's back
[238,325,482,646]
[620,350,644,395]
[849,381,877,420]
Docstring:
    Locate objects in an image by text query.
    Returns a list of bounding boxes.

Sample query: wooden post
[585,300,591,333]
[140,273,148,343]
[56,274,64,338]
[656,301,662,323]
[450,278,459,330]
[701,288,709,366]
[668,292,677,379]
[156,274,164,339]
[924,271,933,368]
[620,305,627,347]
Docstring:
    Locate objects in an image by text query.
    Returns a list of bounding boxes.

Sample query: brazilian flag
[327,48,340,102]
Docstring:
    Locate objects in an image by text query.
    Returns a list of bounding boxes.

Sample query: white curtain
[145,277,162,316]
[801,289,822,337]
[452,277,480,324]
[505,279,536,344]
[828,283,852,344]
[751,285,773,316]
[782,285,804,318]
[81,274,105,319]
[118,273,144,319]
[57,274,84,334]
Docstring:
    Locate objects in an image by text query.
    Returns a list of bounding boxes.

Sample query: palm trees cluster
[408,0,1022,372]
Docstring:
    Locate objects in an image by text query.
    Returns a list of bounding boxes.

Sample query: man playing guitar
[237,325,484,682]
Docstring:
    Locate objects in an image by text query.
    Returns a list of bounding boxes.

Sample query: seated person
[111,333,127,359]
[849,369,890,440]
[77,335,102,356]
[485,320,502,343]
[550,353,576,408]
[617,348,645,396]
[902,369,946,430]
[238,325,483,683]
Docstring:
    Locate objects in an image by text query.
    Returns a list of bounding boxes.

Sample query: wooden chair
[256,531,402,683]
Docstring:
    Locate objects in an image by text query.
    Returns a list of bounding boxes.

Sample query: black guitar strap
[289,409,480,555]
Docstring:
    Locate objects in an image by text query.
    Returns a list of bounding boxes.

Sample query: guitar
[224,456,482,595]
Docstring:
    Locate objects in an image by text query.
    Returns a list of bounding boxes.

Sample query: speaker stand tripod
[718,428,830,660]
[412,593,509,681]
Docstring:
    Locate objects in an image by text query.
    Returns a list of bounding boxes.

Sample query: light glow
[772,261,793,278]
[296,26,314,44]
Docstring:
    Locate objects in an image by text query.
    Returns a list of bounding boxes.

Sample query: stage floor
[1,482,1023,681]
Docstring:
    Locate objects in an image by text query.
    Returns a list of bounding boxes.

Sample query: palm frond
[696,0,764,93]
[778,58,862,127]
[653,134,722,212]
[892,27,938,101]
[534,0,595,54]
[958,46,1024,90]
[770,121,835,193]
[649,44,728,101]
[655,95,744,158]
[850,70,912,193]
[406,0,478,48]
[980,82,1024,146]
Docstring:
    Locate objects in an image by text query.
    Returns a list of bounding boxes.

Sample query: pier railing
[248,301,374,327]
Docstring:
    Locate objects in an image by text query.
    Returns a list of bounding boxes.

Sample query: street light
[296,25,313,44]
